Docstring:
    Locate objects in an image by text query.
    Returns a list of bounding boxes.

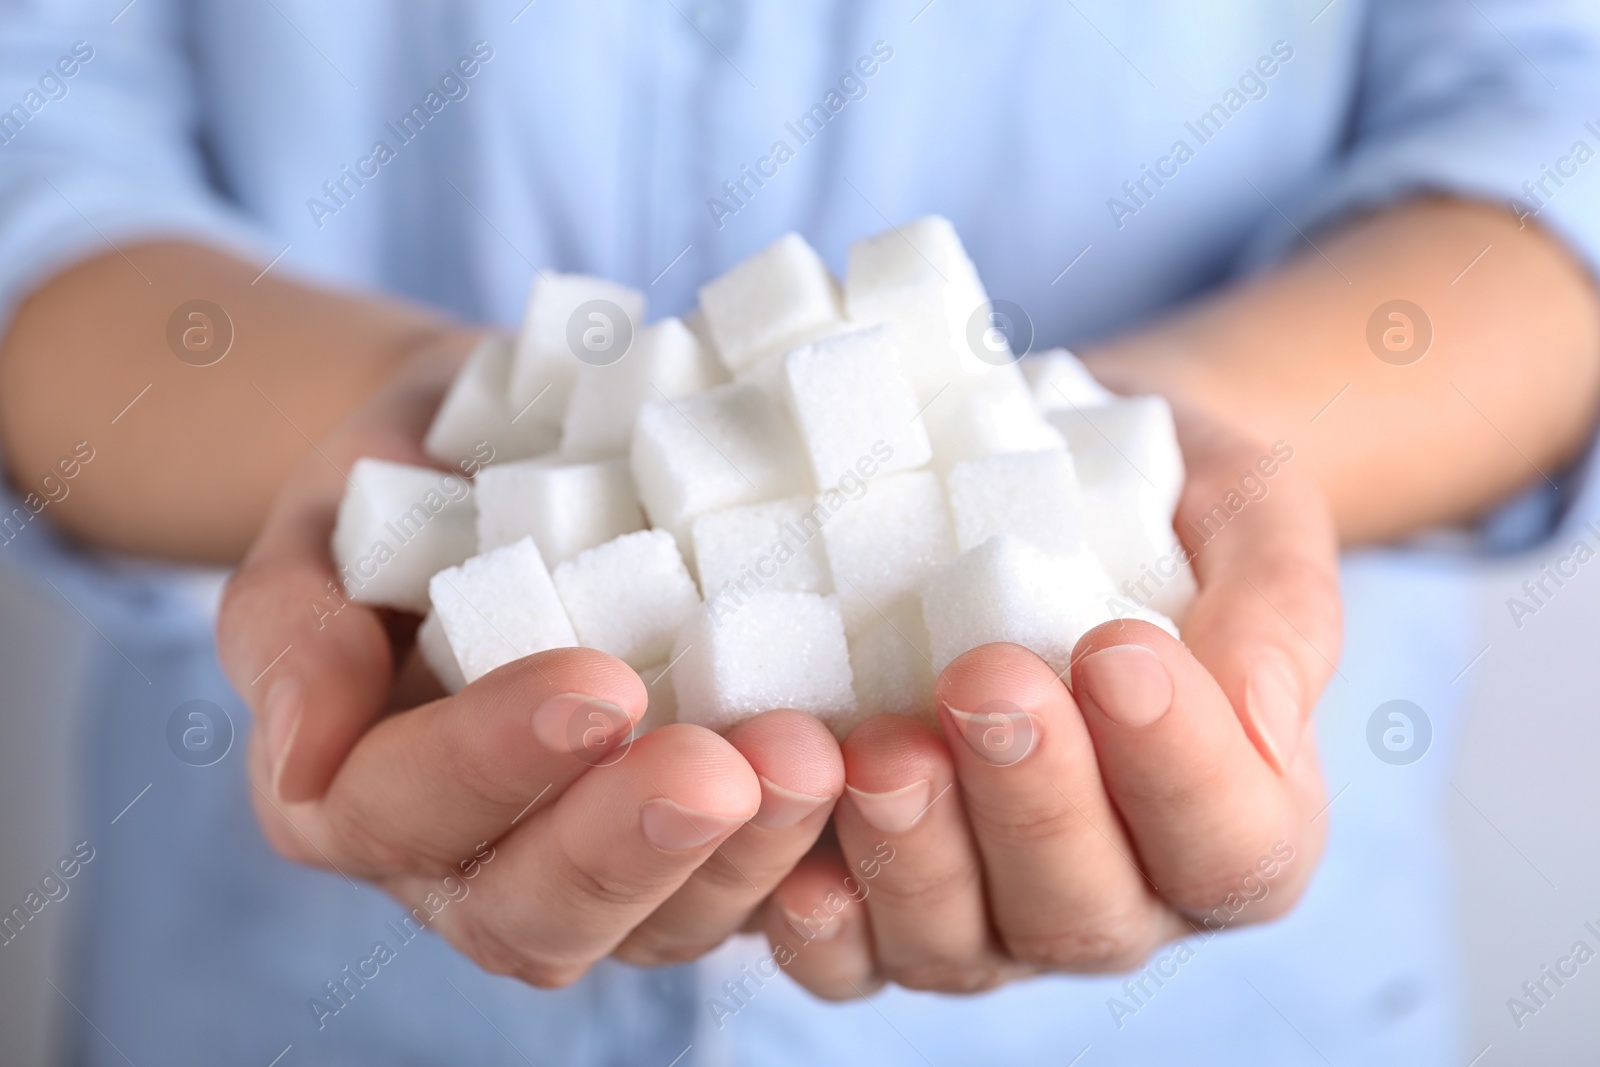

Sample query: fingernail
[1076,645,1173,727]
[532,693,631,756]
[750,776,832,830]
[1246,655,1303,775]
[943,701,1039,766]
[846,779,932,834]
[640,798,745,852]
[782,904,844,941]
[263,676,303,796]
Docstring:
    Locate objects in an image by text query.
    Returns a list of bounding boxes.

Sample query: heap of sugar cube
[331,217,1195,739]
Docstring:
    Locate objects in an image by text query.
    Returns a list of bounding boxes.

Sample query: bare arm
[1086,197,1600,544]
[0,242,479,563]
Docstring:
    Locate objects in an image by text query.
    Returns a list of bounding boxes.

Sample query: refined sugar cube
[671,591,856,733]
[945,449,1085,555]
[424,336,560,468]
[636,662,681,735]
[1024,348,1116,411]
[844,595,936,734]
[509,273,647,413]
[630,382,810,549]
[844,215,993,400]
[1080,477,1198,620]
[552,529,700,668]
[429,537,577,682]
[692,496,834,603]
[922,363,1065,474]
[1048,396,1185,516]
[332,458,477,613]
[683,307,719,361]
[920,535,1120,677]
[820,469,956,633]
[417,609,466,694]
[559,317,728,461]
[475,456,644,564]
[699,233,843,373]
[782,325,932,486]
[1047,397,1194,619]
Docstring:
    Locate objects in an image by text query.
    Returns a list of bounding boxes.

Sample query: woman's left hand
[758,404,1342,997]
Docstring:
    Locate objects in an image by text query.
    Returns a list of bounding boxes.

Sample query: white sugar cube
[1049,396,1185,516]
[1081,478,1198,621]
[922,364,1066,474]
[429,537,577,682]
[672,592,856,733]
[845,596,936,734]
[332,458,477,613]
[844,216,993,400]
[1047,397,1194,619]
[1024,348,1116,411]
[820,469,957,633]
[782,325,932,486]
[424,337,560,469]
[692,497,833,604]
[637,663,681,735]
[920,536,1119,677]
[559,317,728,461]
[417,610,466,694]
[945,449,1085,555]
[630,382,810,549]
[552,529,700,668]
[475,457,644,564]
[699,233,842,373]
[683,307,719,361]
[509,273,646,412]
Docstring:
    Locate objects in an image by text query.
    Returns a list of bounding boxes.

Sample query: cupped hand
[760,404,1341,997]
[216,337,844,987]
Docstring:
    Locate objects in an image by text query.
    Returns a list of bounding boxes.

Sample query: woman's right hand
[216,335,844,986]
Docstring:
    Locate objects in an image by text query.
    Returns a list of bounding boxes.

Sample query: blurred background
[0,542,1594,1065]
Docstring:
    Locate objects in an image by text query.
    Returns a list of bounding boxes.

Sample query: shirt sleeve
[1249,0,1600,280]
[0,4,271,337]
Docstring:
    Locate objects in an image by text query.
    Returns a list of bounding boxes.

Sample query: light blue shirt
[2,1,1599,1064]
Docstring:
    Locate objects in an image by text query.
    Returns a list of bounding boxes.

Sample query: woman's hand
[759,404,1341,997]
[216,338,844,987]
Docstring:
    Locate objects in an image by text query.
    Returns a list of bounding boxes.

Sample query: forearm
[0,242,479,563]
[1086,198,1600,544]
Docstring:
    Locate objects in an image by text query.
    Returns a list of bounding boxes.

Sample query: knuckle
[566,863,671,910]
[512,960,589,990]
[889,960,1010,994]
[964,796,1085,846]
[1003,910,1158,973]
[614,933,720,968]
[868,861,980,912]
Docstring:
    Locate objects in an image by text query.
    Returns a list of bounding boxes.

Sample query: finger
[760,845,883,1002]
[275,647,646,877]
[936,643,1186,972]
[1072,621,1324,922]
[615,710,844,964]
[218,355,460,802]
[835,715,1014,992]
[437,723,760,987]
[1172,409,1342,774]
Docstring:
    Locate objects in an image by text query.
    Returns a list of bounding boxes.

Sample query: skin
[0,197,1596,996]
